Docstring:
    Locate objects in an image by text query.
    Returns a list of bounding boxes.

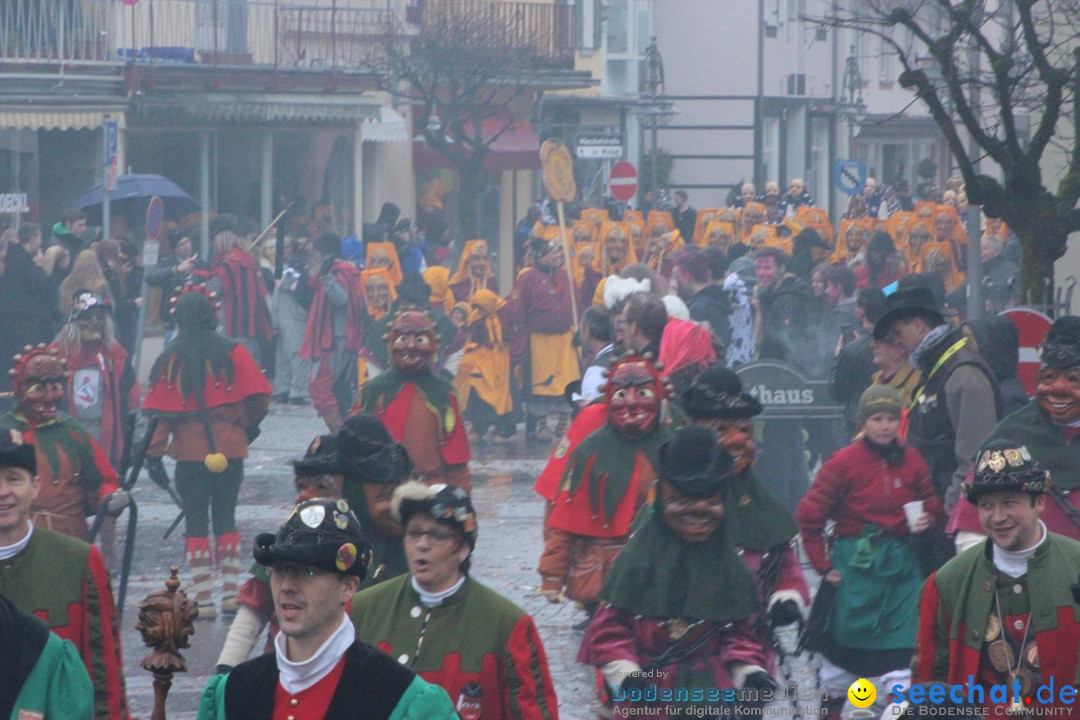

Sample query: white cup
[903,500,925,529]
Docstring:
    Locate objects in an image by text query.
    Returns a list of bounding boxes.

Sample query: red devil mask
[604,356,664,437]
[11,347,67,426]
[389,311,438,375]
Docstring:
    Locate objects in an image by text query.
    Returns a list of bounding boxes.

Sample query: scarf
[863,436,907,466]
[411,575,465,608]
[724,469,799,551]
[601,505,759,622]
[910,324,952,369]
[274,613,354,694]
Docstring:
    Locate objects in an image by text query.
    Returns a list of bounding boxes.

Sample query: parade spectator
[672,245,731,349]
[355,310,471,491]
[578,427,773,718]
[509,236,581,441]
[198,498,456,720]
[351,482,559,719]
[980,231,1019,312]
[146,227,206,346]
[0,429,129,720]
[787,226,831,281]
[269,236,313,405]
[207,217,272,365]
[871,331,922,408]
[658,318,716,396]
[48,209,88,269]
[0,346,121,541]
[874,286,999,573]
[797,386,942,708]
[966,316,1027,416]
[671,190,697,242]
[619,291,668,357]
[576,305,615,405]
[723,255,756,367]
[143,287,272,619]
[0,591,93,720]
[301,233,366,432]
[948,317,1080,547]
[823,265,858,356]
[830,288,887,437]
[912,439,1080,714]
[0,223,54,391]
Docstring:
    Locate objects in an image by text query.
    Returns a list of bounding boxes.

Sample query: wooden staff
[248,201,294,251]
[540,140,579,331]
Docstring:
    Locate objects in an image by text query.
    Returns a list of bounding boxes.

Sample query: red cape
[301,261,366,359]
[143,343,271,413]
[533,403,606,502]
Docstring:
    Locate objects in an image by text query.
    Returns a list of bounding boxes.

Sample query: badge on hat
[300,504,325,528]
[336,543,357,572]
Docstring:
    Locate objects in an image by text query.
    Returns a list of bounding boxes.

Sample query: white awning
[0,108,127,131]
[362,106,407,143]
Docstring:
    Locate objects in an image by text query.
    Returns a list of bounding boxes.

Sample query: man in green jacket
[198,498,455,720]
[0,592,93,720]
[913,438,1080,713]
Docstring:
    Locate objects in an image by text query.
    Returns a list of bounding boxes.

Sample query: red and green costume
[0,526,129,720]
[913,533,1080,712]
[0,411,118,540]
[351,574,558,720]
[356,368,471,491]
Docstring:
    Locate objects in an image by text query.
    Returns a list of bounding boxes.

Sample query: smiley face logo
[848,678,876,708]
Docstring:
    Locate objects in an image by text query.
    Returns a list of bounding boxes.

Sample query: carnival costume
[352,483,559,719]
[143,286,271,618]
[355,310,471,491]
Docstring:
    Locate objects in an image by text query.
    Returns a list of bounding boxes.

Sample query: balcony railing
[0,0,574,71]
[0,0,392,70]
[416,0,575,64]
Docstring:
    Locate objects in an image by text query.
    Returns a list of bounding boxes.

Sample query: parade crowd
[1,171,1079,720]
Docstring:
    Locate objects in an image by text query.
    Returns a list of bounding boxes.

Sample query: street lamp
[638,35,675,206]
[839,45,868,133]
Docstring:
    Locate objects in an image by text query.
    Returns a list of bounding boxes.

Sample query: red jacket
[796,439,942,574]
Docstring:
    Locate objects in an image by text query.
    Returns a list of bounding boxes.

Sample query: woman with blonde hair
[59,249,112,315]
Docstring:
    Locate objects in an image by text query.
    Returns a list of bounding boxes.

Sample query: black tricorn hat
[873,286,945,340]
[293,435,346,478]
[681,365,763,420]
[963,439,1050,503]
[1039,316,1080,369]
[0,428,36,475]
[253,498,371,577]
[336,413,413,486]
[657,426,735,496]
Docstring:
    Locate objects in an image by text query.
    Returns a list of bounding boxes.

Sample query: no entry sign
[1001,308,1053,396]
[609,161,638,203]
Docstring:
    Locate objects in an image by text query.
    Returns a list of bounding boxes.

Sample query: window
[606,0,628,53]
[879,32,892,82]
[762,117,780,185]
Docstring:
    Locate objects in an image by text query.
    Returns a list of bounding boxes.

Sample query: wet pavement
[116,400,599,719]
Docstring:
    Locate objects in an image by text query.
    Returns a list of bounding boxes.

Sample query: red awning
[412,111,541,172]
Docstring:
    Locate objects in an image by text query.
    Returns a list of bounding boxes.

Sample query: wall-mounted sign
[576,135,623,159]
[735,361,844,420]
[0,193,29,214]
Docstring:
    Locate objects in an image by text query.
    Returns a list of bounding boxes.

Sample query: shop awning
[362,106,408,143]
[0,107,127,131]
[413,111,541,172]
[134,92,383,125]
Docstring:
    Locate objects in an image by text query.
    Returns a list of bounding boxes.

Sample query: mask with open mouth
[388,310,438,375]
[12,347,68,425]
[604,356,664,437]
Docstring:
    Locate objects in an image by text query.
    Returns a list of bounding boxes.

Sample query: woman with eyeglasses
[350,482,559,720]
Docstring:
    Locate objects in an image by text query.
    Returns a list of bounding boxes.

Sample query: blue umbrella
[74,173,200,222]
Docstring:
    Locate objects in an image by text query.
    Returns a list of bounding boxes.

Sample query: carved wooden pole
[135,566,199,720]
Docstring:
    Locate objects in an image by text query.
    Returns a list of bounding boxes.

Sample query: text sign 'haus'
[735,361,844,420]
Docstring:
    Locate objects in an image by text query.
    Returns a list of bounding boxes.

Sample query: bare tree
[370,2,562,239]
[818,0,1080,300]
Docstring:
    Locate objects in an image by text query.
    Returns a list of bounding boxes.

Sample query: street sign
[104,119,118,191]
[735,361,844,420]
[1001,308,1053,397]
[609,161,638,203]
[146,195,164,241]
[833,159,867,196]
[0,193,29,214]
[577,134,623,159]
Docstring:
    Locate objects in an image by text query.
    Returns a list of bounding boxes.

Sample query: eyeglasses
[270,563,326,579]
[404,527,458,544]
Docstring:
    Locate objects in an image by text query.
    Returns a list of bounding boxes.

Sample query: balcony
[410,0,575,65]
[0,0,392,71]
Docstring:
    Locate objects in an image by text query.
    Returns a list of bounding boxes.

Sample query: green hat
[963,439,1050,503]
[857,384,903,427]
[0,428,35,475]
